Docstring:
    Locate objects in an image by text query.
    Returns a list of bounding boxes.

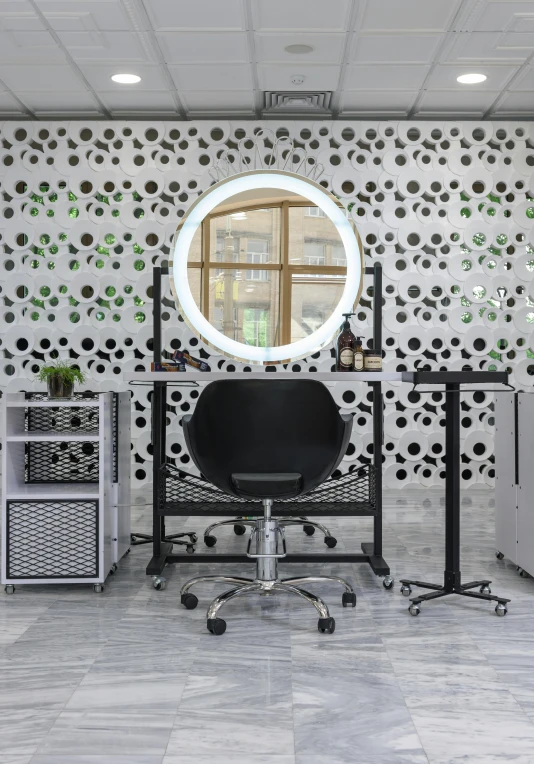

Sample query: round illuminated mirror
[171,170,363,364]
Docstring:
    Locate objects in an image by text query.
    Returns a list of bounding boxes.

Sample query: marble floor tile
[0,757,33,764]
[31,757,163,764]
[163,757,295,764]
[63,671,188,714]
[0,711,60,756]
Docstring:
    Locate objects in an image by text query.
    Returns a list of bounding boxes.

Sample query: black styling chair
[179,378,356,635]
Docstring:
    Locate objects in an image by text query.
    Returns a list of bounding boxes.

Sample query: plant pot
[47,375,74,399]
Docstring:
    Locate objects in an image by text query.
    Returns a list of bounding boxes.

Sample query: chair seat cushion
[231,472,303,500]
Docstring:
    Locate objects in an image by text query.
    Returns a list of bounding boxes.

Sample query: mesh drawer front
[27,405,99,434]
[26,441,99,483]
[6,500,99,579]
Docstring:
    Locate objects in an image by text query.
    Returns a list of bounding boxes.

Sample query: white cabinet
[1,392,130,593]
[495,393,534,577]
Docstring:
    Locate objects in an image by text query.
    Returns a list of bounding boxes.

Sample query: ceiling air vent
[263,91,332,116]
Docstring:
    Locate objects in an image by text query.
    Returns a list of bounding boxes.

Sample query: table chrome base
[399,576,511,617]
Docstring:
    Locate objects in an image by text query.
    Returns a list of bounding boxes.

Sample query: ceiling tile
[0,90,25,113]
[54,30,153,62]
[0,30,65,63]
[509,64,534,90]
[157,31,249,63]
[18,89,101,112]
[0,1,45,31]
[255,33,346,64]
[0,63,83,90]
[350,33,443,63]
[181,90,255,112]
[426,63,519,89]
[443,31,534,62]
[144,0,245,31]
[99,88,177,112]
[257,64,341,91]
[494,90,534,113]
[36,0,134,31]
[361,0,461,32]
[253,0,351,31]
[341,89,417,113]
[76,63,169,91]
[468,1,534,33]
[344,64,429,90]
[416,89,500,113]
[168,63,253,91]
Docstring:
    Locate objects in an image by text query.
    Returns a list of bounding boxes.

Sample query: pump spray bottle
[336,313,356,371]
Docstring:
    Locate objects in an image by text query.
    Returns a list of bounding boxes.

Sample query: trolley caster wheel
[382,575,394,590]
[93,584,104,594]
[186,545,195,555]
[189,534,198,544]
[233,524,246,536]
[4,585,15,595]
[495,603,508,617]
[109,563,118,575]
[342,592,356,608]
[152,577,166,591]
[400,584,412,597]
[519,569,527,578]
[479,585,491,595]
[204,535,217,547]
[324,536,338,548]
[318,617,336,634]
[181,593,198,610]
[303,524,315,536]
[496,551,504,560]
[207,618,227,635]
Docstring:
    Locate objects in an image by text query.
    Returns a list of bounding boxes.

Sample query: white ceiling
[0,0,532,120]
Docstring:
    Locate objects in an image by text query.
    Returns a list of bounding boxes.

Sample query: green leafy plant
[36,360,85,386]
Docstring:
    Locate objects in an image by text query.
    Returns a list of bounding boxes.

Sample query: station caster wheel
[152,577,166,591]
[495,603,508,617]
[496,551,504,560]
[324,536,337,548]
[479,585,491,595]
[233,524,246,536]
[342,592,357,608]
[519,568,527,578]
[318,617,336,634]
[186,545,195,555]
[409,603,420,616]
[382,575,394,590]
[400,584,412,597]
[303,524,315,536]
[93,584,104,594]
[130,534,137,543]
[189,534,198,544]
[181,593,198,610]
[4,585,15,595]
[109,563,118,575]
[207,618,227,635]
[204,535,217,547]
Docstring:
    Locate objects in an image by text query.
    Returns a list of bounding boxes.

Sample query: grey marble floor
[1,489,534,764]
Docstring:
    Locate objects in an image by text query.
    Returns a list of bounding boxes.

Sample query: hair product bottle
[336,313,356,372]
[353,337,364,371]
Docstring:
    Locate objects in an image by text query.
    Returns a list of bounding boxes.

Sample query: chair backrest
[183,378,352,499]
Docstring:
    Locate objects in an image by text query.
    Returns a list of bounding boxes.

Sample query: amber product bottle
[336,313,356,372]
[353,337,364,372]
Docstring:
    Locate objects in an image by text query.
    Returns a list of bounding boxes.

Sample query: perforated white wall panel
[1,120,533,491]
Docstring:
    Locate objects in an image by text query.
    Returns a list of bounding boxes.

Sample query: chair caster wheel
[400,584,412,597]
[382,575,394,590]
[189,534,198,544]
[93,584,104,593]
[324,536,337,548]
[233,524,246,536]
[204,535,217,547]
[409,603,420,616]
[318,617,336,634]
[480,585,491,595]
[519,568,527,578]
[152,577,166,591]
[4,585,15,595]
[495,603,508,617]
[181,593,198,610]
[186,545,195,555]
[207,618,226,635]
[342,592,356,608]
[109,563,118,575]
[496,551,504,560]
[303,524,315,536]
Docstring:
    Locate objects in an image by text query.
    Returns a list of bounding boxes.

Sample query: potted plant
[37,361,86,399]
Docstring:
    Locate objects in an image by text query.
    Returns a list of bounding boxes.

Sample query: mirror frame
[170,169,363,365]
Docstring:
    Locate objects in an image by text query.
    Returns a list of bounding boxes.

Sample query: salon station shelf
[123,371,404,383]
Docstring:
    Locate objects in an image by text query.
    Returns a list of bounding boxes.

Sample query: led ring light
[171,170,362,364]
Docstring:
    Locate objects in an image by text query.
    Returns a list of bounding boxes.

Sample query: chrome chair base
[203,515,338,548]
[181,500,355,635]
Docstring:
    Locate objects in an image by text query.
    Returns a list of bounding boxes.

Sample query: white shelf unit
[1,392,131,593]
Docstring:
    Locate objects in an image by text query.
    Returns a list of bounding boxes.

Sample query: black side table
[399,372,511,617]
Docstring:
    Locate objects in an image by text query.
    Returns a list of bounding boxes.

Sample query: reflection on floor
[1,489,534,764]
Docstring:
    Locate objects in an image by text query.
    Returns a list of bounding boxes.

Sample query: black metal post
[444,383,461,591]
[152,267,163,558]
[373,261,383,558]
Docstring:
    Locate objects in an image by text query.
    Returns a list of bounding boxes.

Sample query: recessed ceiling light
[111,73,141,84]
[457,73,487,84]
[285,44,314,54]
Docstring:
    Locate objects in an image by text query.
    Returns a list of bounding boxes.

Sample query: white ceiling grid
[0,0,531,120]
